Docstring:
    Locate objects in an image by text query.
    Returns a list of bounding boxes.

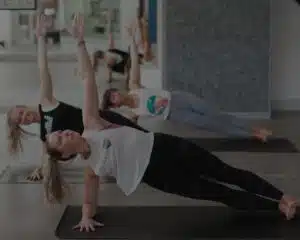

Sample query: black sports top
[39,101,148,142]
[107,49,130,74]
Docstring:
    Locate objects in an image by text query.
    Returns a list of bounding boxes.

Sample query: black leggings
[143,133,283,210]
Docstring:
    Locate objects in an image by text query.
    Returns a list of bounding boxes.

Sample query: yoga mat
[55,206,300,239]
[188,137,299,153]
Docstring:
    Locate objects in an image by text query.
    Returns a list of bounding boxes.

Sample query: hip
[149,133,188,164]
[149,133,209,166]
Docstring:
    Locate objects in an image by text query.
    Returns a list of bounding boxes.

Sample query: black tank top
[39,102,148,142]
[107,49,130,74]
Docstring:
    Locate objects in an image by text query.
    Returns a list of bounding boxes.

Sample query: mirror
[6,0,158,66]
[61,0,121,37]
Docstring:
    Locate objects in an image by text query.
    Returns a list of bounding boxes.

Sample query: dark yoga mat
[55,206,300,239]
[188,137,299,153]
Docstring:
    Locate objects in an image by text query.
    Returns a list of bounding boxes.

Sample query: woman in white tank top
[44,16,297,232]
[101,25,272,142]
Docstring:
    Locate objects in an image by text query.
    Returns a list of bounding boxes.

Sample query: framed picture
[0,0,37,10]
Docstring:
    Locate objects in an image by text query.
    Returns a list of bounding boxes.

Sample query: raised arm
[71,14,111,129]
[107,11,114,49]
[106,11,114,82]
[127,25,142,90]
[36,14,57,105]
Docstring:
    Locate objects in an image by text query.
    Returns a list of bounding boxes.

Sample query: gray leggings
[168,91,253,137]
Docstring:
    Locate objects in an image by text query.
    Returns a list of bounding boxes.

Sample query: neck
[79,139,91,159]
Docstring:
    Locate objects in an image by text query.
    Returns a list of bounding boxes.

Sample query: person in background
[92,8,152,87]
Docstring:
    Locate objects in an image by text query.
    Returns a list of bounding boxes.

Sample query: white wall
[120,0,139,50]
[270,0,300,110]
[0,11,12,47]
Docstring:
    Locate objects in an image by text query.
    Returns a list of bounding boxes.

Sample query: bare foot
[279,195,297,220]
[253,128,272,142]
[26,167,43,181]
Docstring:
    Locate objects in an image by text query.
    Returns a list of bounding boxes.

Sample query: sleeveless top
[84,127,154,195]
[129,88,172,120]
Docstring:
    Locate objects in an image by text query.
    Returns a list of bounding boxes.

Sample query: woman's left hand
[68,13,85,42]
[125,22,137,39]
[73,217,104,232]
[35,13,48,38]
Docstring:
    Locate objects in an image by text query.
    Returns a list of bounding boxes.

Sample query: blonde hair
[6,106,36,155]
[43,156,66,203]
[43,144,78,203]
[43,148,66,203]
[43,144,90,203]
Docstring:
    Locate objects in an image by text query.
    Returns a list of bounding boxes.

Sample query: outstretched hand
[68,13,85,42]
[125,21,138,39]
[73,217,104,232]
[36,14,48,38]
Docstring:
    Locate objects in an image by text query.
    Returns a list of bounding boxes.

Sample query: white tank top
[130,88,171,120]
[83,127,154,196]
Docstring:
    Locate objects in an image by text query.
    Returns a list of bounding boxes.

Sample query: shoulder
[40,96,59,108]
[40,101,60,113]
[82,129,94,138]
[59,102,81,112]
[52,102,82,115]
[82,129,103,141]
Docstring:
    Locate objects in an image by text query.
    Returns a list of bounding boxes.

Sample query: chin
[116,102,122,107]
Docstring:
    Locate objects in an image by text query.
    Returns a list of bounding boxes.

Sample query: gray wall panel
[164,0,270,114]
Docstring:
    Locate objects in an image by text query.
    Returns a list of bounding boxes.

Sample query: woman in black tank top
[6,14,147,182]
[92,9,152,87]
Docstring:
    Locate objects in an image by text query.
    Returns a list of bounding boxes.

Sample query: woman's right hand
[36,14,47,38]
[68,13,85,42]
[125,22,137,39]
[73,217,104,232]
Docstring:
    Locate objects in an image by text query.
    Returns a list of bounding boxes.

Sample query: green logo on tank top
[146,96,168,115]
[102,139,111,149]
